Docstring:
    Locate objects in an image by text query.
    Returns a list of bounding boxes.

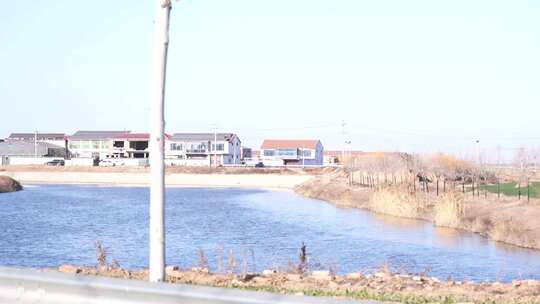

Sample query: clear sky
[1,0,539,160]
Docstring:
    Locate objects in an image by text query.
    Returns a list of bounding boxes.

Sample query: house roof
[112,133,172,140]
[113,133,149,140]
[171,133,238,142]
[69,131,173,141]
[69,131,131,140]
[8,133,66,140]
[261,139,321,150]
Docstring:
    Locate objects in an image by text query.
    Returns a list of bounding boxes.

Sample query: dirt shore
[55,265,540,303]
[0,166,315,190]
[295,173,540,250]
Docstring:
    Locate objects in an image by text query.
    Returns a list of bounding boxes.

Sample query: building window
[171,143,183,151]
[92,140,100,149]
[187,143,207,153]
[302,149,312,157]
[264,150,275,157]
[100,141,110,149]
[69,141,80,149]
[277,149,297,157]
[211,144,224,151]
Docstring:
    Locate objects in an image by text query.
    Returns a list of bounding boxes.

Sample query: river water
[1,184,539,282]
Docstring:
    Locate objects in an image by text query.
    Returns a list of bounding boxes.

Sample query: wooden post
[497,179,500,199]
[527,180,531,202]
[472,177,475,197]
[443,179,446,193]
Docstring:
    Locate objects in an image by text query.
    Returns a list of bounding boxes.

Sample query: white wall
[123,159,149,166]
[165,158,210,167]
[66,158,94,166]
[8,157,59,165]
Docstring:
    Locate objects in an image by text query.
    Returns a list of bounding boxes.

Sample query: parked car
[254,162,265,168]
[46,159,65,166]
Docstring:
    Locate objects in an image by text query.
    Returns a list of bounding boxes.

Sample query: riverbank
[0,166,315,190]
[295,173,540,250]
[55,264,540,303]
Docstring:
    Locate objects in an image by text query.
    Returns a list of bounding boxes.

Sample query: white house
[67,131,152,160]
[166,133,242,166]
[260,139,324,166]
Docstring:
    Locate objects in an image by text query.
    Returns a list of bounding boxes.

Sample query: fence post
[497,179,500,199]
[472,177,475,197]
[527,179,531,202]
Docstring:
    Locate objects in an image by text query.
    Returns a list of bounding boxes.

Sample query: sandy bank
[295,174,540,250]
[0,170,314,190]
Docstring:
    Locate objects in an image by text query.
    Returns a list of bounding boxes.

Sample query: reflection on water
[0,184,540,282]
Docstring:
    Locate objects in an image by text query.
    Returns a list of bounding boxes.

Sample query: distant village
[0,131,352,167]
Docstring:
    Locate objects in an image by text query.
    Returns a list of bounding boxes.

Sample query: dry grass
[433,193,465,228]
[295,174,540,250]
[369,188,429,220]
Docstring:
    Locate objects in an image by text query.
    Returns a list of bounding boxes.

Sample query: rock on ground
[0,176,23,193]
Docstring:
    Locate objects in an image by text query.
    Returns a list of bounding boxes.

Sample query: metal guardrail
[0,267,377,304]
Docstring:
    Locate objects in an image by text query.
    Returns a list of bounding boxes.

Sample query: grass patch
[229,284,467,304]
[481,182,540,198]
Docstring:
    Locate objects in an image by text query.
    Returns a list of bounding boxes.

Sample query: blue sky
[1,0,539,160]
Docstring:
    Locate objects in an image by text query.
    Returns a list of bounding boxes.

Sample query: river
[1,184,539,282]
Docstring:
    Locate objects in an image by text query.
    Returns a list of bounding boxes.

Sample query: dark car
[254,162,265,168]
[46,159,65,166]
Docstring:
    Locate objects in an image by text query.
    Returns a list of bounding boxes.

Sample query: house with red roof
[260,139,324,166]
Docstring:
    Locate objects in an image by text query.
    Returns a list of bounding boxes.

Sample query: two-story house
[67,131,151,159]
[166,133,241,166]
[260,139,324,166]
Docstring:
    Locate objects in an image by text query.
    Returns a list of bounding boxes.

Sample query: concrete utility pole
[149,0,172,283]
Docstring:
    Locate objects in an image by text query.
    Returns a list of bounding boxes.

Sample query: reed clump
[433,193,465,228]
[369,188,428,220]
